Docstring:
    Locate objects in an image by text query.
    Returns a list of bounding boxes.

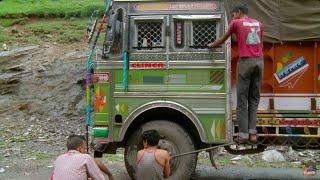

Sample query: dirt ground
[0,43,319,179]
[0,43,88,179]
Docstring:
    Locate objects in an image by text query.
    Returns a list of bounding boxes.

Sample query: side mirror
[102,11,122,59]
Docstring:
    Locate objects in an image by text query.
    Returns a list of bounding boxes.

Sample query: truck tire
[124,120,197,180]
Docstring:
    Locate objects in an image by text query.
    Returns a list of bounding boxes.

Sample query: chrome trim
[173,14,221,20]
[114,92,226,99]
[165,16,170,69]
[261,93,320,97]
[225,11,233,143]
[130,51,225,55]
[118,100,208,142]
[95,60,226,69]
[95,61,122,70]
[256,134,320,138]
[115,85,224,91]
[132,16,165,21]
[169,60,225,68]
[192,108,225,114]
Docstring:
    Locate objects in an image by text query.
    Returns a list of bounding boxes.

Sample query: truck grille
[137,22,162,49]
[192,21,217,49]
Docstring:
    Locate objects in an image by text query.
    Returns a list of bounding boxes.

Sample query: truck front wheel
[124,120,197,179]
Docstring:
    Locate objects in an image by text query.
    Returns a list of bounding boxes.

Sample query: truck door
[128,15,169,93]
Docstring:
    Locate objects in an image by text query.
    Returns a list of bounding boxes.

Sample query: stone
[231,155,242,161]
[23,132,29,136]
[0,168,5,173]
[287,147,299,161]
[298,152,307,157]
[29,116,37,121]
[262,149,285,162]
[291,161,301,165]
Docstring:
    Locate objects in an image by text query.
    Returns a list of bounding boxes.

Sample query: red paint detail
[130,63,165,69]
[94,73,110,83]
[176,22,182,45]
[262,119,319,126]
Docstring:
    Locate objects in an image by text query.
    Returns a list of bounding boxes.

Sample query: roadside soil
[0,42,88,178]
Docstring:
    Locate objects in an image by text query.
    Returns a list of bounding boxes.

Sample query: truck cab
[89,0,320,179]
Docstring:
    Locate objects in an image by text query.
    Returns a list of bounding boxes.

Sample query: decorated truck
[85,0,320,179]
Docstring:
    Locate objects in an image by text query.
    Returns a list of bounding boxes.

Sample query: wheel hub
[158,138,180,171]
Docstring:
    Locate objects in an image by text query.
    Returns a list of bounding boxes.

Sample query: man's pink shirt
[227,16,264,58]
[52,150,105,180]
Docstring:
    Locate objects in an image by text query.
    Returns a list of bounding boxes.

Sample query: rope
[171,143,234,158]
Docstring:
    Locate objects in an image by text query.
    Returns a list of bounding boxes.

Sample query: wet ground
[3,164,320,180]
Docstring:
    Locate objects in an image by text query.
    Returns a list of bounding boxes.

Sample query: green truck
[88,0,320,179]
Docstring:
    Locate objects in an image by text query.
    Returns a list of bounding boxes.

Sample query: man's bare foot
[234,136,248,144]
[249,134,258,143]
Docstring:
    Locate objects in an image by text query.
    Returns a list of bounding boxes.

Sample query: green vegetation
[0,18,29,27]
[34,151,55,160]
[0,140,5,147]
[212,155,302,169]
[0,0,105,18]
[0,0,107,44]
[103,153,124,162]
[216,156,232,166]
[0,18,89,44]
[25,148,56,160]
[0,27,9,43]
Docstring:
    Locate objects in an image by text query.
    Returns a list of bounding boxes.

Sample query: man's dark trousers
[237,57,264,139]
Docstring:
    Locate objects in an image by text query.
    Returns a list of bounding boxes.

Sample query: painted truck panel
[232,42,320,112]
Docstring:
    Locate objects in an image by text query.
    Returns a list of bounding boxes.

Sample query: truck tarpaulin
[225,0,320,42]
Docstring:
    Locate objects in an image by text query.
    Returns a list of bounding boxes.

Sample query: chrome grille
[192,21,217,49]
[136,22,162,49]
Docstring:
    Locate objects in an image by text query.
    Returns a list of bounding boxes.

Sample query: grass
[0,0,107,45]
[102,153,124,162]
[0,140,5,147]
[27,21,63,35]
[34,151,54,160]
[0,18,29,27]
[0,0,105,18]
[212,155,305,169]
[25,149,55,160]
[0,18,91,44]
[215,156,232,166]
[0,27,9,43]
